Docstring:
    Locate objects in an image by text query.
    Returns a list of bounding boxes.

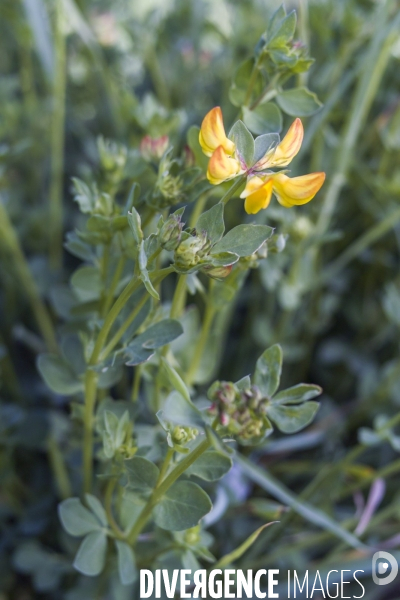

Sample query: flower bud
[159,214,184,251]
[174,231,210,271]
[98,137,127,172]
[140,135,169,162]
[201,264,233,280]
[171,425,198,446]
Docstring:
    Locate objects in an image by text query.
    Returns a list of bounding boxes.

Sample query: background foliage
[1,0,400,598]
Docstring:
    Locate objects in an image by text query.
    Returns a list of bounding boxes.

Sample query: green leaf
[236,375,252,391]
[115,540,137,586]
[253,132,280,163]
[160,391,205,429]
[124,183,140,214]
[205,425,233,455]
[276,87,322,117]
[215,523,276,568]
[213,224,273,257]
[71,266,102,302]
[125,457,160,495]
[161,358,193,407]
[71,178,94,213]
[208,252,239,267]
[274,384,323,405]
[125,319,183,366]
[37,354,83,396]
[229,58,264,108]
[73,531,107,577]
[153,481,212,531]
[186,451,233,481]
[254,344,282,397]
[58,498,101,537]
[140,268,160,300]
[243,104,283,136]
[265,4,286,42]
[196,203,225,244]
[127,208,143,246]
[228,120,255,167]
[85,494,108,527]
[236,454,366,550]
[267,401,319,433]
[268,10,296,47]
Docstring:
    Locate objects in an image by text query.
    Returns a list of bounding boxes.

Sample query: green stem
[83,369,98,495]
[49,0,67,270]
[243,56,262,106]
[105,478,125,539]
[220,176,245,206]
[127,439,210,544]
[170,274,187,319]
[318,207,400,286]
[315,6,396,237]
[0,202,57,352]
[82,267,174,494]
[189,192,210,228]
[102,255,126,316]
[156,448,174,486]
[47,436,72,499]
[99,292,150,362]
[186,301,215,386]
[145,45,170,108]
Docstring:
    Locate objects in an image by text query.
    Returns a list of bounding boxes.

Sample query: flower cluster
[208,380,271,444]
[199,107,325,214]
[170,425,199,446]
[140,135,169,162]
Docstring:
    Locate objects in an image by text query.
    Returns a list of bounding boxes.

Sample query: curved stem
[127,439,210,545]
[220,176,245,206]
[105,477,125,539]
[186,301,215,386]
[49,0,67,270]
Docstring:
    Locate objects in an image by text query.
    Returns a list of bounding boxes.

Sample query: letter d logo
[372,551,398,586]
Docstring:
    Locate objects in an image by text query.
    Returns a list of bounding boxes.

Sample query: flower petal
[241,177,274,214]
[257,118,304,169]
[199,107,236,157]
[207,146,240,185]
[272,172,325,208]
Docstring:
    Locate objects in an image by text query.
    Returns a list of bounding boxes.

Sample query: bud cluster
[170,425,199,446]
[174,229,212,271]
[208,381,271,444]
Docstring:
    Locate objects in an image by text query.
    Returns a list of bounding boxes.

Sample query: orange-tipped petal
[207,146,240,185]
[240,176,274,214]
[259,118,304,169]
[272,172,325,208]
[199,107,236,157]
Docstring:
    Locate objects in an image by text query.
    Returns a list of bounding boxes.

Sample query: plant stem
[82,267,174,494]
[315,6,396,237]
[0,202,57,352]
[127,438,210,544]
[318,207,400,286]
[49,0,67,270]
[83,368,98,495]
[170,274,187,319]
[220,176,245,206]
[47,436,72,499]
[105,477,125,539]
[156,448,174,486]
[186,301,215,386]
[99,293,149,362]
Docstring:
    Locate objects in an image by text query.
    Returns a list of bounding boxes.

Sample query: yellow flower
[256,118,304,169]
[207,145,241,185]
[199,107,236,157]
[241,172,326,214]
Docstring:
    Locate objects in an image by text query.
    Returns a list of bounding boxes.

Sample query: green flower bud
[174,231,210,271]
[171,425,198,446]
[159,213,184,251]
[201,264,233,279]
